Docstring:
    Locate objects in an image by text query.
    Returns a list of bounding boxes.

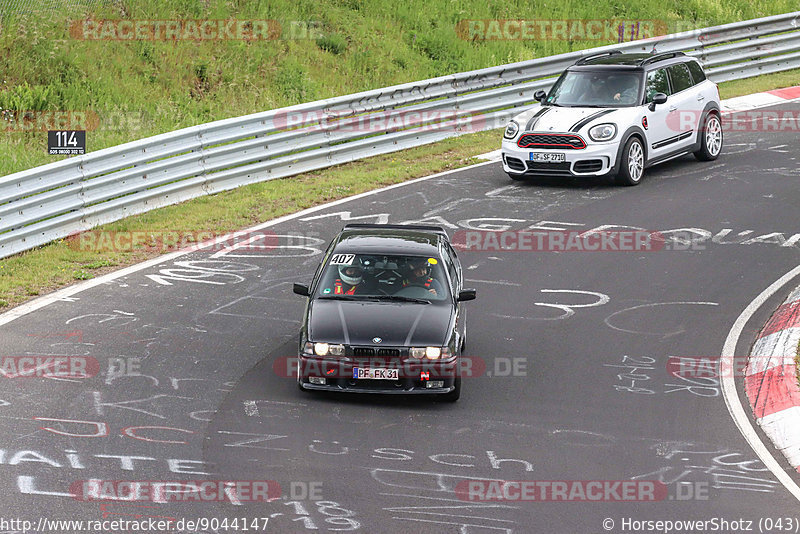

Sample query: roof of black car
[333,226,444,255]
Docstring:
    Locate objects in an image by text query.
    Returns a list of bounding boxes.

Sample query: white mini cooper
[501,51,723,185]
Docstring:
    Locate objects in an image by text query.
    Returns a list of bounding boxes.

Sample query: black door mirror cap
[457,289,477,302]
[293,283,310,297]
[648,92,668,111]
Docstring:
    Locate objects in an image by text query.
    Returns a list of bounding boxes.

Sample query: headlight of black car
[409,346,453,360]
[304,342,345,357]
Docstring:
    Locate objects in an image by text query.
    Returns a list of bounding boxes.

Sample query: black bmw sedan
[292,224,476,401]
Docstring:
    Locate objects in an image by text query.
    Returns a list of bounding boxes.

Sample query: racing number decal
[329,254,355,265]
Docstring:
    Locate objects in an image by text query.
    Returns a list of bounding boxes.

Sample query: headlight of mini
[312,343,345,357]
[589,123,617,142]
[503,120,519,139]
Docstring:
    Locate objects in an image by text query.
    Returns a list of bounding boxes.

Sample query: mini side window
[667,63,693,93]
[686,61,706,85]
[645,68,670,103]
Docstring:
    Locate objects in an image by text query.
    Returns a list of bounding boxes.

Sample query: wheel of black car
[506,172,525,181]
[694,112,723,161]
[441,377,461,402]
[614,136,645,186]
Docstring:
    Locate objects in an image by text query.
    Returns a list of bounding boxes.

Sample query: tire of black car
[442,376,461,402]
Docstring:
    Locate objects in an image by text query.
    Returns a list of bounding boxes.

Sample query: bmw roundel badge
[373,337,382,344]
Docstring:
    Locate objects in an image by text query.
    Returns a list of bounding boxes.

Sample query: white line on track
[720,265,800,502]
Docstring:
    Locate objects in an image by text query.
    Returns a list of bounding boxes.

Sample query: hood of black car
[308,299,452,347]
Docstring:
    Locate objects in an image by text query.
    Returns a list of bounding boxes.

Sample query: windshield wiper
[366,295,431,304]
[318,294,431,304]
[318,295,361,301]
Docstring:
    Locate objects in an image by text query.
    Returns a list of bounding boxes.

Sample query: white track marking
[720,265,800,502]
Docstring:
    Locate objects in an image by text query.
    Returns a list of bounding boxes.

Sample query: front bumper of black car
[297,355,458,394]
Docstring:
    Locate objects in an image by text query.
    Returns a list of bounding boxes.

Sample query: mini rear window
[667,63,693,93]
[686,61,707,84]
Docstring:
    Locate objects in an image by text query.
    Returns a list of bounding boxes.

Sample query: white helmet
[338,264,362,286]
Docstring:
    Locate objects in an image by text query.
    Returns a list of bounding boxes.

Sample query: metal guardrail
[1,11,799,258]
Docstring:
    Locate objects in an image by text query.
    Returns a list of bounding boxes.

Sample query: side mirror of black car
[293,283,310,296]
[534,90,547,103]
[457,289,477,302]
[648,92,667,112]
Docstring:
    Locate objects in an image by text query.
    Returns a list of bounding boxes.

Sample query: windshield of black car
[546,71,642,107]
[315,253,450,301]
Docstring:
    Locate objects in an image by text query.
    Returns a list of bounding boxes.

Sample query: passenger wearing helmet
[402,258,444,296]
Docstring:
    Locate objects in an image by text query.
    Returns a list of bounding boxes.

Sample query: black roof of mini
[570,51,697,71]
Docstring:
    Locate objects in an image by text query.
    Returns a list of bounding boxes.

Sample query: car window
[667,63,693,93]
[686,61,706,84]
[546,71,641,107]
[645,68,670,103]
[315,253,450,301]
[442,245,460,293]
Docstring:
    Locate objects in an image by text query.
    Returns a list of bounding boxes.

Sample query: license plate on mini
[353,367,399,380]
[529,152,565,163]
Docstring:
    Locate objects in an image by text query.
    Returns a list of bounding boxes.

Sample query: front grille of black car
[517,133,586,150]
[351,346,401,358]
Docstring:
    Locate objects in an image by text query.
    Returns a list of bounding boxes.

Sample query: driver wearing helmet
[402,258,444,296]
[329,263,367,295]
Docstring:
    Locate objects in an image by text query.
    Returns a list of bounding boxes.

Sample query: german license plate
[353,367,399,380]
[530,152,565,163]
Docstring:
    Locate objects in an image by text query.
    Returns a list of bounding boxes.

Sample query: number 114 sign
[48,130,86,155]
